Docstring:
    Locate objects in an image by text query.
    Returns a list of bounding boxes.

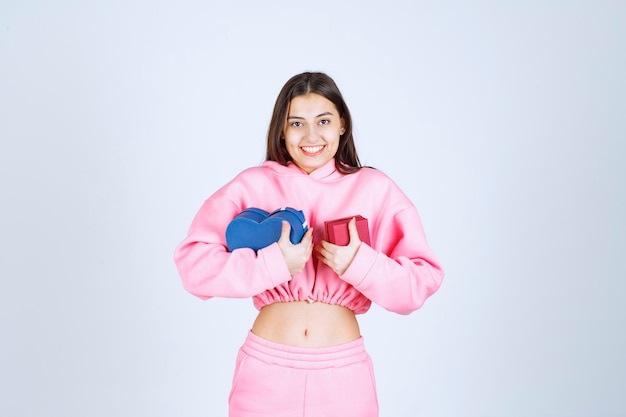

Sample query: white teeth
[302,145,324,153]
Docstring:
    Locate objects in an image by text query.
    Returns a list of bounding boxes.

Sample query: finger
[278,220,292,243]
[315,244,329,259]
[301,227,314,244]
[318,239,336,254]
[316,255,330,268]
[347,217,361,245]
[315,245,331,262]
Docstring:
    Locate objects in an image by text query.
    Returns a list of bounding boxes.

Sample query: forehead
[288,93,338,116]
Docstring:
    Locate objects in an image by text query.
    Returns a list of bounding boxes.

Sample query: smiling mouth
[301,145,325,155]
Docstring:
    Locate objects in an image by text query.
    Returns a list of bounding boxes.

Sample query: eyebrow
[287,111,335,120]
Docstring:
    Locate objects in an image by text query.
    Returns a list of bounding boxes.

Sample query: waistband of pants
[241,330,370,370]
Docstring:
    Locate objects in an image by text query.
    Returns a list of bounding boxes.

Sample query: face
[283,93,345,174]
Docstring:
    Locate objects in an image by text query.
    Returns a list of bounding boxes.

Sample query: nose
[306,125,319,141]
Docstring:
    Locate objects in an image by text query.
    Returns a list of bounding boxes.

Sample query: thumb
[278,220,292,243]
[348,217,361,245]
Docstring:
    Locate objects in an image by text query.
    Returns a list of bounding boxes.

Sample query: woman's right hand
[277,221,313,275]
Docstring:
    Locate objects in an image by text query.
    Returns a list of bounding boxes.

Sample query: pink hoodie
[174,159,443,315]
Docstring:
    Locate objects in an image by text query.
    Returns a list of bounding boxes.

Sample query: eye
[319,119,330,125]
[290,121,303,127]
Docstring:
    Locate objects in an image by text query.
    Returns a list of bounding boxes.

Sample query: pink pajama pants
[228,331,379,417]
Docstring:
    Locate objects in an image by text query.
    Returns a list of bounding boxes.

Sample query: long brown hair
[265,72,362,174]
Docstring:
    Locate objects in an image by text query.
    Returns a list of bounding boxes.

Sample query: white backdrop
[1,1,624,416]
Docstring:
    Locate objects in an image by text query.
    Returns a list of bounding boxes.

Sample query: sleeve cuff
[340,243,378,287]
[258,242,292,287]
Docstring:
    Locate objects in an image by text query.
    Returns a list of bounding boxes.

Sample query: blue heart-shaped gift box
[225,207,308,252]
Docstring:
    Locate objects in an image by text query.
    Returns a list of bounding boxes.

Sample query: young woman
[174,72,444,417]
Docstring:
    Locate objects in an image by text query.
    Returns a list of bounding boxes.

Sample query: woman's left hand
[316,217,362,276]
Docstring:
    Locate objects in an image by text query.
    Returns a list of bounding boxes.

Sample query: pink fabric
[174,159,443,315]
[229,331,379,417]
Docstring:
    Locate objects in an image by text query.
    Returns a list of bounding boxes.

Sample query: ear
[340,117,346,135]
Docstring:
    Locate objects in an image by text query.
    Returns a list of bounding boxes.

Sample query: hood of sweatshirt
[261,158,343,181]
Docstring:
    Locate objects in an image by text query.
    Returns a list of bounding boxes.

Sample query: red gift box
[324,215,371,246]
